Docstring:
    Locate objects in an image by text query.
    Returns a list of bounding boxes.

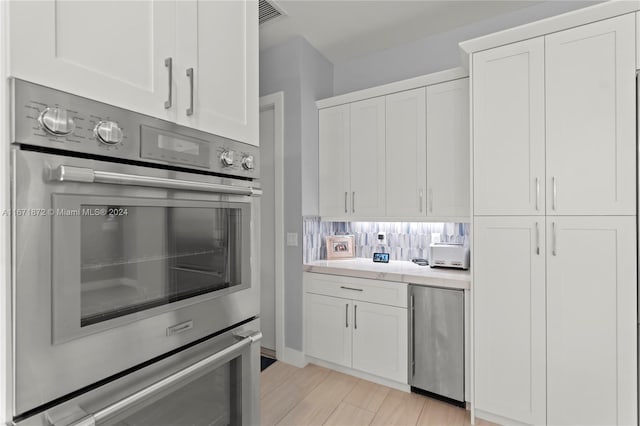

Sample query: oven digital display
[158,135,200,156]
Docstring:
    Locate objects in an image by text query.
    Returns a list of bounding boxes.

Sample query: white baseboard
[474,409,530,426]
[306,356,410,392]
[277,347,308,368]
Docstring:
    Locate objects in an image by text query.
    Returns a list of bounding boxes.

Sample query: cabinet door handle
[164,58,172,109]
[535,177,540,211]
[354,304,357,330]
[552,221,557,256]
[186,68,194,116]
[410,294,415,377]
[535,222,540,255]
[352,192,355,214]
[345,303,349,328]
[552,177,557,211]
[428,188,433,213]
[344,192,348,213]
[419,189,423,213]
[340,286,363,292]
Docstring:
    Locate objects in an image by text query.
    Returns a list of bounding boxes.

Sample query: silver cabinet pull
[410,294,415,377]
[186,68,194,116]
[535,177,540,211]
[164,58,173,109]
[419,189,423,213]
[352,192,355,214]
[552,222,557,256]
[58,331,262,426]
[340,286,363,292]
[344,191,348,213]
[535,222,540,255]
[345,303,349,328]
[552,177,557,211]
[354,304,358,329]
[428,188,433,213]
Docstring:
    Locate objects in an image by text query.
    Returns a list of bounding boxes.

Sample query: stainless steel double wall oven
[10,79,262,425]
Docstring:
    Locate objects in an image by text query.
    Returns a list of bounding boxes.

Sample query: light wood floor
[260,361,497,426]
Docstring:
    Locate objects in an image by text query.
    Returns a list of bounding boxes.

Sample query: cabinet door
[352,301,407,383]
[546,15,635,215]
[385,88,426,218]
[472,38,545,215]
[547,216,636,425]
[176,0,258,145]
[427,79,470,219]
[350,97,386,218]
[474,217,546,424]
[305,294,352,368]
[318,105,350,218]
[9,0,176,122]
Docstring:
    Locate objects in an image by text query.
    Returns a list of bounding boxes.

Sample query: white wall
[259,37,333,352]
[333,0,602,95]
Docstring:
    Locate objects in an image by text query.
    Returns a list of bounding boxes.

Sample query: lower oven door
[15,321,261,426]
[12,149,261,416]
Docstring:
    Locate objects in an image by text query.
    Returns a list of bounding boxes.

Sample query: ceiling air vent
[259,0,286,25]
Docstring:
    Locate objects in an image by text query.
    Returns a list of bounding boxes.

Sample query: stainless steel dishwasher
[409,284,464,404]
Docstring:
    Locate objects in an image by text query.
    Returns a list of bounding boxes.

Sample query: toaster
[429,243,469,269]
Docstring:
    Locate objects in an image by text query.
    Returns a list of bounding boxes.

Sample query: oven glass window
[80,206,242,327]
[103,358,241,426]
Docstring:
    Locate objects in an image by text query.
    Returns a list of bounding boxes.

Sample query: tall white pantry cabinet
[8,0,258,146]
[472,13,637,426]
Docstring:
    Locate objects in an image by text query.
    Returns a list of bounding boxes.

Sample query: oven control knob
[220,150,235,167]
[38,107,75,136]
[241,155,255,170]
[94,121,124,145]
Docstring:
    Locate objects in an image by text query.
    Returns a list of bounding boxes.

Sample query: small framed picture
[326,235,355,260]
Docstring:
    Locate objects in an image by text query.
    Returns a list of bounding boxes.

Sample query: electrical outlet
[286,232,298,246]
[377,232,387,245]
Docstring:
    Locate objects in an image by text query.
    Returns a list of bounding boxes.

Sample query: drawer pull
[340,286,363,292]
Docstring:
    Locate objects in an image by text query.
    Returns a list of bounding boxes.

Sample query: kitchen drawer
[304,273,407,308]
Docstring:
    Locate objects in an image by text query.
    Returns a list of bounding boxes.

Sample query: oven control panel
[11,79,259,179]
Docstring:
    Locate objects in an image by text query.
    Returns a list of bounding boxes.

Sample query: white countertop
[304,258,470,290]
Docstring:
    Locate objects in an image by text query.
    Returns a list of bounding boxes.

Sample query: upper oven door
[12,148,261,416]
[52,193,250,343]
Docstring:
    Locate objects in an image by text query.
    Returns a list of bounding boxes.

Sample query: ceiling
[259,0,540,63]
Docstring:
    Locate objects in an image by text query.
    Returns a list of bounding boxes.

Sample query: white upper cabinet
[9,0,259,146]
[349,97,387,218]
[9,0,177,122]
[385,88,426,218]
[319,105,351,217]
[474,216,546,425]
[177,0,258,145]
[545,14,635,215]
[472,38,545,216]
[427,79,470,219]
[546,216,636,425]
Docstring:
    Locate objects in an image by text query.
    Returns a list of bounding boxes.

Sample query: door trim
[259,92,284,359]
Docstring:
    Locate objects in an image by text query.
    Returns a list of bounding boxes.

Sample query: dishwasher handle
[51,165,262,196]
[53,331,262,426]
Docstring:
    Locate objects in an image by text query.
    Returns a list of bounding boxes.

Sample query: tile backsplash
[303,217,469,263]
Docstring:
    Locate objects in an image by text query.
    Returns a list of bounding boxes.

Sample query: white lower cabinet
[352,301,408,383]
[305,293,352,368]
[546,216,637,426]
[474,216,637,425]
[474,217,546,425]
[304,273,408,384]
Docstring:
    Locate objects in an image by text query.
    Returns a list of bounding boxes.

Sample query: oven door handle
[51,165,262,196]
[53,331,262,426]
